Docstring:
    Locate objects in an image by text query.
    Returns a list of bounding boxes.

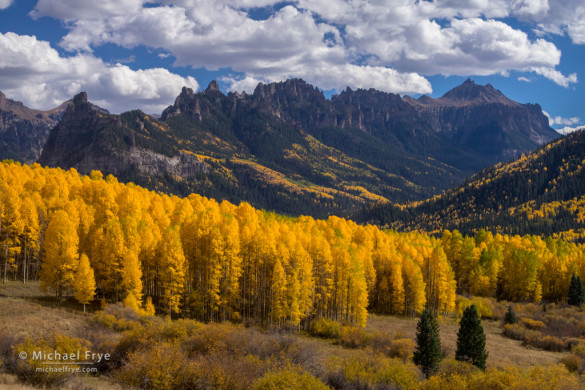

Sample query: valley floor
[0,280,580,389]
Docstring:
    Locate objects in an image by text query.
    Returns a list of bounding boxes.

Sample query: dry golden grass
[0,280,52,298]
[365,313,567,369]
[0,296,90,339]
[0,373,127,390]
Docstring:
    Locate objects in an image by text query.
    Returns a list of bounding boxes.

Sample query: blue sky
[0,0,583,131]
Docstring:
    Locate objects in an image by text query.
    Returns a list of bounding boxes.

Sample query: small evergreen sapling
[504,305,517,325]
[413,309,442,378]
[456,304,488,370]
[568,273,585,306]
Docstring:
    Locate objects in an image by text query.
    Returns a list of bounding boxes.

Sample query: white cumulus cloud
[543,110,581,128]
[0,32,198,113]
[29,0,578,93]
[0,0,13,10]
[556,126,583,135]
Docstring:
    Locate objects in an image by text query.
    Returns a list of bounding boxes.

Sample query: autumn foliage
[3,161,585,329]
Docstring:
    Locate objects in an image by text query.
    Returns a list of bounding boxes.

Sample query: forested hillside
[2,162,585,329]
[358,129,585,241]
[33,78,557,218]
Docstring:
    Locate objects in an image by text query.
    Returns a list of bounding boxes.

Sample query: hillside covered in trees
[357,129,585,241]
[28,78,557,218]
[2,161,585,328]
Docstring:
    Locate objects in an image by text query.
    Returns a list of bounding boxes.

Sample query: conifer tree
[568,273,585,306]
[413,309,442,378]
[504,305,517,325]
[73,253,96,313]
[456,304,488,370]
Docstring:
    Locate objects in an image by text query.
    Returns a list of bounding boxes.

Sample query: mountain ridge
[3,78,561,217]
[356,128,585,241]
[0,92,70,163]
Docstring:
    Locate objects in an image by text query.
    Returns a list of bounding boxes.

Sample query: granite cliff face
[39,92,207,179]
[0,91,69,163]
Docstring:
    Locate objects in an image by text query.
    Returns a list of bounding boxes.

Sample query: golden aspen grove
[3,160,585,329]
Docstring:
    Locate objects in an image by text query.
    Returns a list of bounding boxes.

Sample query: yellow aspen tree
[207,226,224,320]
[157,226,186,316]
[234,202,260,320]
[331,245,351,321]
[309,234,333,317]
[171,197,194,226]
[348,250,369,327]
[19,198,40,284]
[402,256,426,316]
[1,184,24,283]
[73,253,96,313]
[271,257,287,326]
[291,238,314,321]
[123,292,141,313]
[91,220,125,300]
[425,247,456,314]
[40,210,79,301]
[137,214,161,298]
[219,214,242,320]
[457,236,478,294]
[388,258,405,314]
[287,269,301,327]
[143,296,156,316]
[121,249,143,303]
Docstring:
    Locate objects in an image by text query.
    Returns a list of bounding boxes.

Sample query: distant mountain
[39,92,207,181]
[405,79,557,162]
[356,129,585,241]
[34,78,558,217]
[0,91,69,163]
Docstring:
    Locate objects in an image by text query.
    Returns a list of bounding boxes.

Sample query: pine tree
[413,309,442,378]
[504,305,517,325]
[568,273,585,306]
[456,304,488,370]
[73,253,96,313]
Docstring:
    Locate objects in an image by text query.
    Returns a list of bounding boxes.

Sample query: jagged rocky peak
[253,78,324,101]
[437,78,518,106]
[63,92,109,117]
[161,84,219,121]
[180,86,195,98]
[73,91,88,105]
[205,80,221,93]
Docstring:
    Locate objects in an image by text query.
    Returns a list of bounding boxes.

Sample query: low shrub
[339,326,370,349]
[420,359,479,390]
[253,368,329,390]
[370,332,414,361]
[520,317,546,330]
[571,342,585,358]
[325,354,419,390]
[466,365,583,390]
[560,354,582,373]
[502,323,528,340]
[524,334,567,352]
[389,338,415,361]
[10,333,90,388]
[436,358,480,378]
[309,318,341,339]
[116,342,193,390]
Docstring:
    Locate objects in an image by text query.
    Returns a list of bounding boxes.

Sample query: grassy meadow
[1,280,584,389]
